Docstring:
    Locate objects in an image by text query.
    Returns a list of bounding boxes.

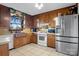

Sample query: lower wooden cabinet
[14,37,23,48]
[30,33,37,44]
[47,34,55,48]
[25,35,31,44]
[0,43,9,56]
[14,34,31,48]
[14,33,55,48]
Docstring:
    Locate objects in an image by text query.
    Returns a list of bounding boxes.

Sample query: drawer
[56,41,78,55]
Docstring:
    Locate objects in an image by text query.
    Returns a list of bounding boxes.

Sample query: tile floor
[9,43,67,56]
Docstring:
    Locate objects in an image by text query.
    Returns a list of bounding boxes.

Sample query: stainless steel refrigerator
[55,14,79,56]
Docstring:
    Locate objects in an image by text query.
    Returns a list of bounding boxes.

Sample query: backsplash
[21,28,32,33]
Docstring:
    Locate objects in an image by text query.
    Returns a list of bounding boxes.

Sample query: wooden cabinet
[0,43,9,56]
[30,33,37,44]
[22,36,27,45]
[33,4,77,28]
[14,37,23,48]
[26,35,31,44]
[25,15,34,28]
[47,34,55,48]
[0,5,10,28]
[14,34,31,48]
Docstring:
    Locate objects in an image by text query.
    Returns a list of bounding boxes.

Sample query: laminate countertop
[0,34,13,46]
[32,32,56,35]
[0,41,9,46]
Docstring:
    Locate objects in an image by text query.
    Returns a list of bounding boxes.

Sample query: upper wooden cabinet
[0,43,9,56]
[0,5,10,28]
[47,34,55,48]
[32,4,77,28]
[25,15,34,28]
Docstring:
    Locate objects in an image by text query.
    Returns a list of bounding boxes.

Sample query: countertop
[0,34,13,46]
[0,41,9,46]
[32,32,62,37]
[32,32,56,35]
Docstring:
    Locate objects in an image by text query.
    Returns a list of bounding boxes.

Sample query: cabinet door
[26,35,30,44]
[30,33,37,44]
[47,35,55,48]
[14,37,22,48]
[22,37,26,45]
[22,36,28,45]
[0,44,9,56]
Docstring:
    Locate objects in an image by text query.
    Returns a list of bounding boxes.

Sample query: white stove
[37,32,47,46]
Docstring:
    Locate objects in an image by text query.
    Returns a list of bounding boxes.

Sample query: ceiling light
[35,3,43,10]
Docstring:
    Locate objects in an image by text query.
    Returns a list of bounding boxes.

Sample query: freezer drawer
[56,36,78,43]
[56,41,78,56]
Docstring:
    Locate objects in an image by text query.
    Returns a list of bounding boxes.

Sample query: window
[10,16,23,30]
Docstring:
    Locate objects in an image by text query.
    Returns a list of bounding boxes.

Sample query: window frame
[9,16,23,31]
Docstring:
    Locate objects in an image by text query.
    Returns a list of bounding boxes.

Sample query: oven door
[37,34,47,46]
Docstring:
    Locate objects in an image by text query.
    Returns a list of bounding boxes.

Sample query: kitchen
[0,3,78,56]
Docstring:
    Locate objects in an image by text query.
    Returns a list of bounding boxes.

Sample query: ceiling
[1,3,76,15]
